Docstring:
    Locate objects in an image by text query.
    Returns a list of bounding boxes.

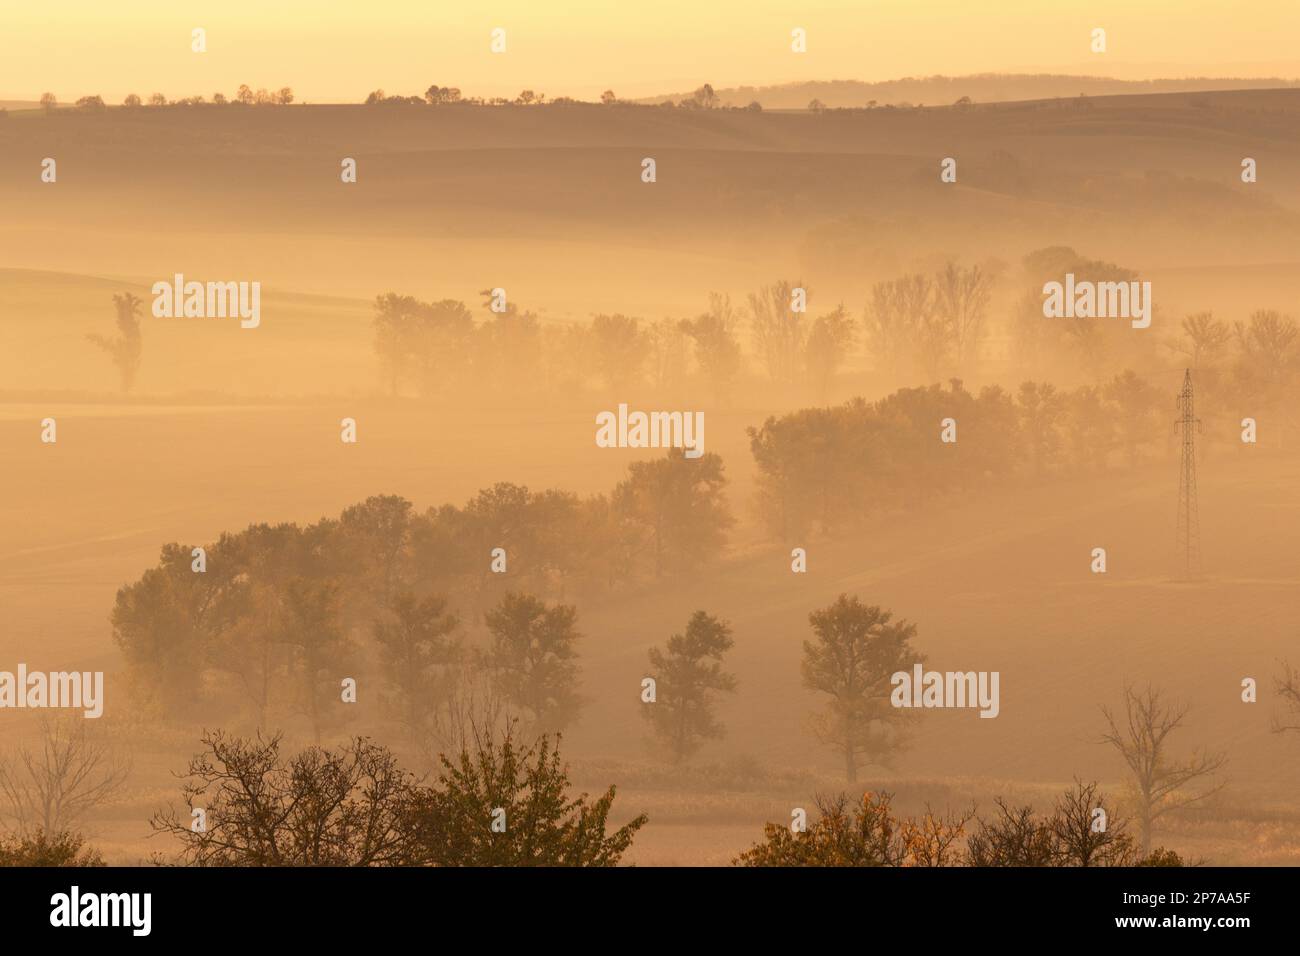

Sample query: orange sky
[3,0,1299,102]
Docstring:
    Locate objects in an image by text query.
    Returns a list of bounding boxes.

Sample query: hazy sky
[4,0,1300,102]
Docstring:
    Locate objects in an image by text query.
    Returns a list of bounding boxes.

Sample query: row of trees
[369,282,913,404]
[1,726,1215,867]
[748,372,1187,541]
[150,726,647,866]
[110,458,734,730]
[365,83,737,110]
[40,87,296,112]
[736,782,1183,867]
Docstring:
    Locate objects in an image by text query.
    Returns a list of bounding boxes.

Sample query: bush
[0,829,105,867]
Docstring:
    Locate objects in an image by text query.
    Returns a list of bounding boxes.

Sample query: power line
[1174,368,1202,581]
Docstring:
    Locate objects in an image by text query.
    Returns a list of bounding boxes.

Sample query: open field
[3,90,1300,866]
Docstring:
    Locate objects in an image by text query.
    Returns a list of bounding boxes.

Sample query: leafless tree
[0,716,131,835]
[749,280,808,385]
[1272,661,1300,735]
[932,260,994,369]
[1100,685,1226,854]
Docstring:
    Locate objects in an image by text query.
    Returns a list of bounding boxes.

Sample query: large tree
[748,280,808,385]
[374,592,461,734]
[612,449,734,577]
[484,592,583,733]
[1101,685,1226,855]
[643,611,737,762]
[86,292,144,391]
[801,595,923,783]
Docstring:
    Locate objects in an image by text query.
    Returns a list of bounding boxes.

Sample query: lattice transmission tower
[1174,368,1202,580]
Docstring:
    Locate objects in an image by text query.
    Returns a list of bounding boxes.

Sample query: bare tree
[748,280,808,385]
[863,273,940,379]
[0,716,131,835]
[1272,661,1300,734]
[1100,685,1226,854]
[1171,312,1230,369]
[932,260,994,369]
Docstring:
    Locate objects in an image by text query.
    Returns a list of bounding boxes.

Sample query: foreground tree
[736,792,972,867]
[643,611,737,762]
[967,780,1182,867]
[86,292,144,391]
[1101,685,1226,855]
[413,725,647,866]
[738,781,1184,867]
[153,732,422,866]
[155,727,647,867]
[802,595,923,782]
[0,829,104,867]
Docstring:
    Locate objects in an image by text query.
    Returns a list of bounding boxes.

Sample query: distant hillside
[641,74,1300,109]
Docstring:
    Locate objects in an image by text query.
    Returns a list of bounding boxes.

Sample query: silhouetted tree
[736,792,971,867]
[0,829,103,867]
[484,592,583,732]
[1273,661,1300,734]
[86,292,143,392]
[589,313,646,388]
[802,595,922,783]
[804,304,855,401]
[153,732,421,866]
[0,717,130,835]
[749,280,808,385]
[1173,312,1231,369]
[1017,381,1066,477]
[280,578,351,742]
[1101,685,1227,855]
[375,592,460,734]
[613,449,734,577]
[411,724,647,866]
[1103,370,1160,468]
[680,293,744,405]
[425,85,462,105]
[643,611,736,762]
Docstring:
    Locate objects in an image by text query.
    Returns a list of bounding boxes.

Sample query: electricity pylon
[1174,368,1202,580]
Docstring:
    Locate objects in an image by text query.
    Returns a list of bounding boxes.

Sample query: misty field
[3,91,1300,867]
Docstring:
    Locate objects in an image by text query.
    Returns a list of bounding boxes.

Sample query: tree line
[109,456,733,735]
